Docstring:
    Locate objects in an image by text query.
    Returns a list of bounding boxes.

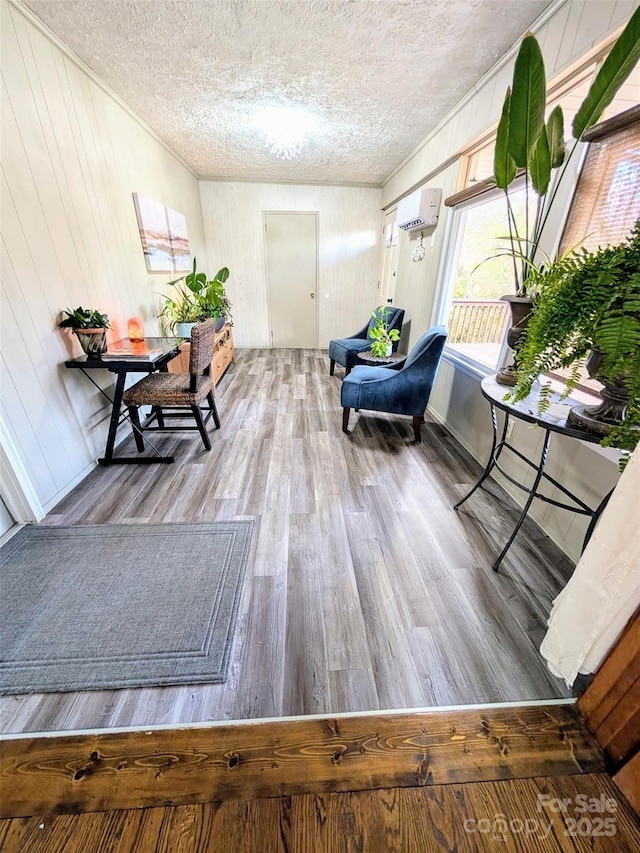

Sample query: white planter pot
[175,322,197,340]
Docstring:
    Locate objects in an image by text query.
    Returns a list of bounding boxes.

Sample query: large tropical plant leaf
[508,34,547,168]
[213,267,230,285]
[546,106,565,169]
[494,88,517,189]
[530,125,551,195]
[572,7,640,138]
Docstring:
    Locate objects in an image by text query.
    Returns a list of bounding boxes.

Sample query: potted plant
[490,8,639,382]
[58,306,110,356]
[510,221,640,464]
[368,308,401,358]
[157,284,202,338]
[158,257,231,336]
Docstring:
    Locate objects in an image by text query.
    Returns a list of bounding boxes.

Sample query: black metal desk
[454,375,616,571]
[65,337,183,465]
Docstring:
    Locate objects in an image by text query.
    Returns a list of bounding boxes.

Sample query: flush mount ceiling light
[255,106,316,160]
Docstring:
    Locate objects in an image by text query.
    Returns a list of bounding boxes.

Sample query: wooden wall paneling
[578,609,640,773]
[592,680,640,767]
[578,609,640,728]
[614,750,640,815]
[2,30,114,475]
[0,704,605,819]
[537,0,572,74]
[0,181,79,486]
[48,53,109,307]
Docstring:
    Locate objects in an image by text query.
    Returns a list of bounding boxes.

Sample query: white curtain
[540,445,640,685]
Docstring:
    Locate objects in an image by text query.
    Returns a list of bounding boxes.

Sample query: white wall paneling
[381,0,636,561]
[199,182,382,348]
[1,0,207,509]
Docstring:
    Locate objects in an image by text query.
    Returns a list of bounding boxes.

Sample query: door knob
[387,298,393,304]
[310,293,315,299]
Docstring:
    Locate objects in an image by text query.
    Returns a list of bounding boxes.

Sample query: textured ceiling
[23,0,552,184]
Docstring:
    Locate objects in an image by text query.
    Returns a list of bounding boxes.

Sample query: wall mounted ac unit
[397,188,442,231]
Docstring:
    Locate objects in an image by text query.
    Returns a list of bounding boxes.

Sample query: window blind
[560,119,640,254]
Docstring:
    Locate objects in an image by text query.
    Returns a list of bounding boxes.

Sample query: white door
[379,209,399,306]
[265,212,318,347]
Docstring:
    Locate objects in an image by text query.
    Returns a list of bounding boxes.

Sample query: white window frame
[434,180,531,377]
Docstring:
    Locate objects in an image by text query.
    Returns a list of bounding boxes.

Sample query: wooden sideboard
[167,324,234,385]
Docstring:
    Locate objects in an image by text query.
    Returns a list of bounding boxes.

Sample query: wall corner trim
[0,415,45,523]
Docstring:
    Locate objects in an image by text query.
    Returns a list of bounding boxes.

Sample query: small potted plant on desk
[58,306,110,356]
[510,221,640,467]
[368,308,401,358]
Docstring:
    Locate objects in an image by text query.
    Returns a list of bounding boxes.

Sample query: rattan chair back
[189,319,217,375]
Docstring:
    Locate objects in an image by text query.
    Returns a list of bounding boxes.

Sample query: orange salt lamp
[128,317,145,341]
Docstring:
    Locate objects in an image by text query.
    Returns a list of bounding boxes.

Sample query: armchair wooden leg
[412,416,421,442]
[127,406,145,452]
[329,359,335,376]
[342,407,350,434]
[345,365,352,377]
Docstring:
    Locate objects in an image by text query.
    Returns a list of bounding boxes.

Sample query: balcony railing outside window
[446,299,509,368]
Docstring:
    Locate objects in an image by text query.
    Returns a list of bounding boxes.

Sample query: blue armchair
[328,306,405,377]
[341,326,447,441]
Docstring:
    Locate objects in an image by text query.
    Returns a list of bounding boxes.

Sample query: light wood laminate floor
[0,349,573,734]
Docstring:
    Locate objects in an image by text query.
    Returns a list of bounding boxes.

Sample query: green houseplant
[368,308,401,358]
[158,257,231,336]
[489,8,639,381]
[58,306,110,356]
[511,221,640,462]
[494,8,640,294]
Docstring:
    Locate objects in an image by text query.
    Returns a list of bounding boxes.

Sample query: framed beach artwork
[132,193,192,273]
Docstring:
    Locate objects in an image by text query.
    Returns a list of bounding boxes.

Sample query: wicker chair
[122,319,221,452]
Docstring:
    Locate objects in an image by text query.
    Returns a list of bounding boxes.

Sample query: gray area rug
[0,521,253,695]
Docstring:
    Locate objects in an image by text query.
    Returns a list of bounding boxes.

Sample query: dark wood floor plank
[0,704,604,818]
[1,773,638,852]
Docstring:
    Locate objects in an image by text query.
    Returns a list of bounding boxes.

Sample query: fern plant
[511,220,640,460]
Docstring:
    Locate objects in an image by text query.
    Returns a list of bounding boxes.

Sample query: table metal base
[454,402,612,571]
[78,368,175,465]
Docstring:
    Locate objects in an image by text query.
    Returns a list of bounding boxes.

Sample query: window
[461,60,640,190]
[440,56,639,376]
[437,181,535,371]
